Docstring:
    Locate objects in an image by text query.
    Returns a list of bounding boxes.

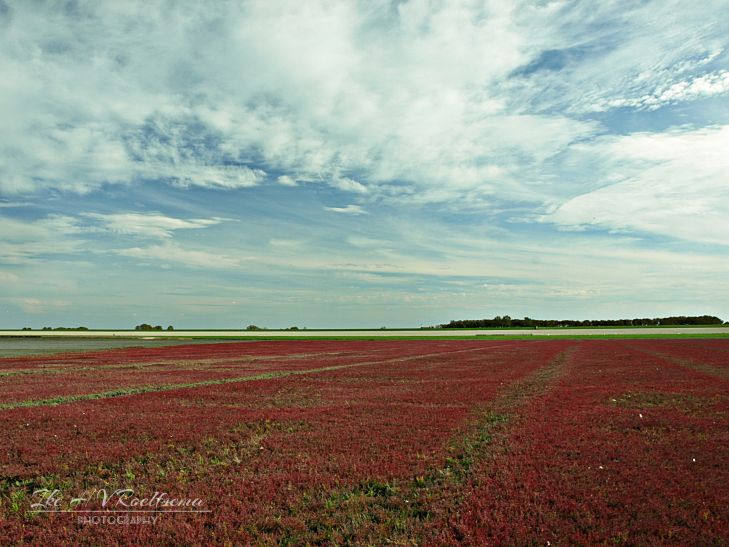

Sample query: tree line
[440,315,725,329]
[135,324,174,331]
[19,327,90,331]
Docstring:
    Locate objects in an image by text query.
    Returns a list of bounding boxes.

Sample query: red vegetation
[432,339,729,545]
[1,338,728,544]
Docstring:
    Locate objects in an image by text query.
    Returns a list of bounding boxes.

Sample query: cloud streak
[324,205,367,215]
[115,242,242,270]
[83,213,224,239]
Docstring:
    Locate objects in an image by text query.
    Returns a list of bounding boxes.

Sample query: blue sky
[1,0,728,328]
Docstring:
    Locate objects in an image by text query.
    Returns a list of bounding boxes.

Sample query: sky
[1,0,728,329]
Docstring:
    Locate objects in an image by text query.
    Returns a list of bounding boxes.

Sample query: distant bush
[135,324,163,331]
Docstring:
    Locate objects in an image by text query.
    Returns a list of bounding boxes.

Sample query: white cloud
[115,242,242,269]
[0,0,596,204]
[166,165,265,189]
[0,271,19,283]
[0,201,31,208]
[0,216,57,244]
[501,2,729,116]
[269,239,301,249]
[276,175,298,187]
[330,177,368,194]
[83,212,223,239]
[594,70,729,111]
[2,0,728,211]
[324,204,367,215]
[0,215,86,264]
[544,125,729,245]
[9,297,70,314]
[335,271,412,285]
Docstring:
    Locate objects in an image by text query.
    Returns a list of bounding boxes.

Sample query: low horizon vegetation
[440,314,725,329]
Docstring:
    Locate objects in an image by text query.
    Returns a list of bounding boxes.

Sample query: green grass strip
[634,347,729,382]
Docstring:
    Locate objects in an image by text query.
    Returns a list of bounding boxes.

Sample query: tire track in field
[628,344,729,382]
[0,351,380,378]
[0,345,517,411]
[416,343,578,545]
[302,342,577,545]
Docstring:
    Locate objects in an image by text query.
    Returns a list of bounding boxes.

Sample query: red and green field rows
[1,339,727,544]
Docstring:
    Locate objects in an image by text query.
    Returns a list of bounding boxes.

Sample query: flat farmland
[1,339,728,544]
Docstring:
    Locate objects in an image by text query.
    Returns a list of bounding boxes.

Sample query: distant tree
[167,325,174,331]
[285,326,299,331]
[22,327,32,331]
[135,324,163,331]
[246,325,262,331]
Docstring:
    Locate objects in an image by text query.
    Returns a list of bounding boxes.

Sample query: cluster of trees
[134,324,174,331]
[25,326,90,331]
[247,326,304,331]
[441,315,725,329]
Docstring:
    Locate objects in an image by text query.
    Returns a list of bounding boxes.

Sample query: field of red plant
[0,338,727,544]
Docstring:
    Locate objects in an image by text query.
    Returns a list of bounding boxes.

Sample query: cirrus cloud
[83,212,225,239]
[544,125,729,245]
